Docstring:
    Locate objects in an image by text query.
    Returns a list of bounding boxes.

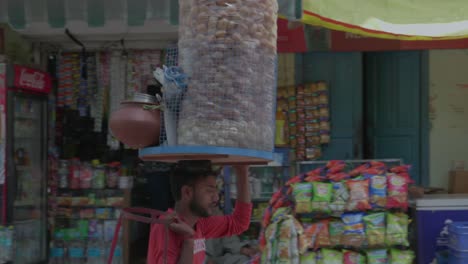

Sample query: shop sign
[13,65,51,94]
[277,18,308,53]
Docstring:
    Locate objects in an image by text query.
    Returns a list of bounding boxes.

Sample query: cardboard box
[449,170,468,194]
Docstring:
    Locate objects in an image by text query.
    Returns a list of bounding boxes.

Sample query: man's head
[170,160,220,217]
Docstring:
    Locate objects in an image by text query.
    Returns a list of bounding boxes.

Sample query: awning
[299,0,468,40]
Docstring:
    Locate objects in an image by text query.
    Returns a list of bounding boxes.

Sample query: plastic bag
[342,213,365,247]
[346,179,371,211]
[390,249,415,264]
[366,249,388,264]
[387,173,410,210]
[369,175,387,209]
[293,183,313,213]
[300,252,317,264]
[343,250,366,264]
[311,182,333,213]
[329,181,349,216]
[318,249,343,264]
[363,212,386,247]
[329,221,344,247]
[386,213,409,246]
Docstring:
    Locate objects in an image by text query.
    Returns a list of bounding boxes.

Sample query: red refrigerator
[0,63,51,263]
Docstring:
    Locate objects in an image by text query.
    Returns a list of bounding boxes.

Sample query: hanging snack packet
[329,221,344,247]
[346,179,371,211]
[369,175,387,209]
[293,183,313,213]
[316,220,331,248]
[386,213,409,246]
[390,249,415,264]
[329,181,349,216]
[300,251,317,264]
[343,250,366,264]
[311,182,333,213]
[318,249,343,264]
[366,249,388,264]
[342,213,366,247]
[363,213,386,247]
[387,173,410,210]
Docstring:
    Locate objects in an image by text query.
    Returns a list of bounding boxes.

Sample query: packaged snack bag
[303,221,330,249]
[390,249,415,264]
[386,173,410,210]
[343,250,366,264]
[329,221,344,247]
[386,213,409,246]
[318,249,343,264]
[363,212,386,247]
[300,251,317,264]
[293,183,313,213]
[329,181,349,216]
[369,175,387,209]
[311,182,333,213]
[366,249,388,264]
[346,179,371,211]
[342,213,365,247]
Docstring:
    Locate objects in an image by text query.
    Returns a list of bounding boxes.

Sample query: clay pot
[109,101,161,148]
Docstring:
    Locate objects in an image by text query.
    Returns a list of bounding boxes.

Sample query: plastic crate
[448,248,468,264]
[449,222,468,251]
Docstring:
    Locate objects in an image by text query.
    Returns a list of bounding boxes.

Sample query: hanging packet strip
[386,213,409,247]
[369,174,387,209]
[343,250,366,264]
[387,173,410,210]
[363,212,386,247]
[390,249,415,264]
[366,249,388,264]
[292,183,313,213]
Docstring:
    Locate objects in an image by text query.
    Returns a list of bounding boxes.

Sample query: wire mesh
[174,0,278,152]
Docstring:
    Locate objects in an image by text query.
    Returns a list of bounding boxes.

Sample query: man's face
[189,176,219,217]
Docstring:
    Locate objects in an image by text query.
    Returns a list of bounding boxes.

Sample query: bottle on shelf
[92,160,106,189]
[49,239,66,264]
[68,239,85,264]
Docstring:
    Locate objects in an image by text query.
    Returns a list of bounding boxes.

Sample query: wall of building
[429,50,468,188]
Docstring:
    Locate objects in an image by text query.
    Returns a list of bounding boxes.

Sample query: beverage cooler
[0,63,51,263]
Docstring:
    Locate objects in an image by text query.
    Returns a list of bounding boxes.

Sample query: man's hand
[167,213,195,237]
[240,246,259,257]
[232,165,250,203]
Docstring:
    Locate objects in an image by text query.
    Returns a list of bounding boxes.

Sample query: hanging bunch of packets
[296,82,331,160]
[256,162,415,264]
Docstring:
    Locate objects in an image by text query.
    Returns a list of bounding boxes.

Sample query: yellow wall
[429,50,468,188]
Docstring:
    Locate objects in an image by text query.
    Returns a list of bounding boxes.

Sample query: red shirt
[146,201,252,264]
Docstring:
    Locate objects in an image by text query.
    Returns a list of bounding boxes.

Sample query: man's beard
[189,197,210,218]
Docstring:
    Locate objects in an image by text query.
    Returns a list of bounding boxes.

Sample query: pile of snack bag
[253,160,416,264]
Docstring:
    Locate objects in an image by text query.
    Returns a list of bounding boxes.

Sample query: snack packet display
[300,252,317,264]
[318,249,343,264]
[329,221,344,247]
[329,181,349,216]
[311,182,333,213]
[346,179,371,211]
[342,213,365,247]
[363,212,386,247]
[369,175,387,209]
[366,249,388,264]
[343,250,366,264]
[390,249,415,264]
[293,183,313,213]
[386,213,409,246]
[386,173,410,210]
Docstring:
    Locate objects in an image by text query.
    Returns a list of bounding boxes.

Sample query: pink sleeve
[199,201,252,239]
[147,223,182,264]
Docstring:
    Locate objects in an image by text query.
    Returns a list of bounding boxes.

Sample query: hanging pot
[109,93,162,149]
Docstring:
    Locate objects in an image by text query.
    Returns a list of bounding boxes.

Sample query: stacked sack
[177,0,278,151]
[255,161,415,264]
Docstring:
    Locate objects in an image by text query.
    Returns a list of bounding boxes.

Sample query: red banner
[277,18,308,53]
[13,65,52,94]
[331,31,468,51]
